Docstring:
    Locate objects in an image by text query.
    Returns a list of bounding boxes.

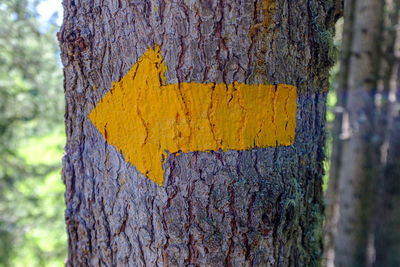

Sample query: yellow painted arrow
[89,45,297,186]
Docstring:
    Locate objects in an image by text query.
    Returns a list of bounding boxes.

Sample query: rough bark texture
[334,0,384,266]
[59,0,339,266]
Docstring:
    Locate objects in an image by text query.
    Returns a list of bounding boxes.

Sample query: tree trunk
[322,0,351,266]
[327,0,400,265]
[58,0,339,266]
[374,0,400,265]
[334,0,384,266]
[375,87,400,266]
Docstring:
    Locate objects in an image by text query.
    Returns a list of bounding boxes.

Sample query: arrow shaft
[153,82,297,154]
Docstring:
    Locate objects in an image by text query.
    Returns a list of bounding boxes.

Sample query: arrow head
[89,45,168,185]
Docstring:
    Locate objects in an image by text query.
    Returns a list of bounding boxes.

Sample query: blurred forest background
[1,0,400,266]
[0,0,66,266]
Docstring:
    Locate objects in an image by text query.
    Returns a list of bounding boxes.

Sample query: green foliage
[0,0,66,266]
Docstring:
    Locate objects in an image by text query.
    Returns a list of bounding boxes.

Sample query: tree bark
[59,0,339,266]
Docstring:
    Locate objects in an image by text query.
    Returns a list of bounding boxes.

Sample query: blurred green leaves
[0,0,66,266]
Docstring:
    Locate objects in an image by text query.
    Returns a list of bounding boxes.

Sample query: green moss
[274,175,324,266]
[303,203,324,266]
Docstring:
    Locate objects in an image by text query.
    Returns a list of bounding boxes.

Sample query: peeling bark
[59,0,338,266]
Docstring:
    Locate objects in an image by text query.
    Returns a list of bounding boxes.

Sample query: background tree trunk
[375,61,400,266]
[322,0,351,266]
[334,0,384,266]
[375,85,400,266]
[325,0,400,266]
[374,0,400,265]
[334,0,383,264]
[59,0,339,266]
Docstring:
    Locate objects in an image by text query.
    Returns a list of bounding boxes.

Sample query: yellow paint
[89,45,297,186]
[262,0,276,26]
[249,0,276,38]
